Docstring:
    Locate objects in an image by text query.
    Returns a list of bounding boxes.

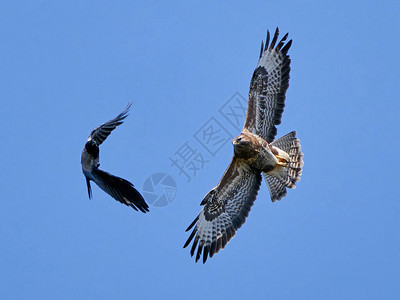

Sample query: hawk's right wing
[184,157,262,263]
[243,28,292,143]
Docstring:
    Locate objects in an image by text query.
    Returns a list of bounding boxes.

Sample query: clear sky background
[1,1,399,299]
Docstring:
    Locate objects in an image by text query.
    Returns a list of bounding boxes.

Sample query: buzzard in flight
[184,28,303,263]
[81,103,149,213]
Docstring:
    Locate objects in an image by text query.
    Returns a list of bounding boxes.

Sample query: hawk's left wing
[243,28,292,143]
[184,157,262,263]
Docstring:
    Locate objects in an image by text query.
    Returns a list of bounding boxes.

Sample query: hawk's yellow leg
[276,155,288,167]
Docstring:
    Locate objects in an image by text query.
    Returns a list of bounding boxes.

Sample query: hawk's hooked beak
[233,138,250,146]
[233,136,247,145]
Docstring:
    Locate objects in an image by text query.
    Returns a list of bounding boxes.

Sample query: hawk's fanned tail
[264,131,303,202]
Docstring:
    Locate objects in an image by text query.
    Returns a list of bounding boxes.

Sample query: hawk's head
[232,134,256,158]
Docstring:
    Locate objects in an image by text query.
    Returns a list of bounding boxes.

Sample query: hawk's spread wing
[88,103,131,146]
[243,28,292,143]
[184,158,262,263]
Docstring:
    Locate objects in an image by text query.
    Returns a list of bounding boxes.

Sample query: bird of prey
[81,103,149,213]
[184,28,303,263]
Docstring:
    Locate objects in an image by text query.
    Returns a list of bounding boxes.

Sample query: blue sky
[1,0,399,299]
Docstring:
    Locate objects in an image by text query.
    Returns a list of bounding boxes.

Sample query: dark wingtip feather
[259,40,264,59]
[221,234,228,249]
[216,237,222,253]
[210,240,217,258]
[183,228,196,248]
[203,245,209,264]
[276,32,289,51]
[265,30,270,50]
[226,227,233,241]
[270,27,279,49]
[195,244,203,263]
[281,39,292,54]
[190,236,199,257]
[185,216,199,232]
